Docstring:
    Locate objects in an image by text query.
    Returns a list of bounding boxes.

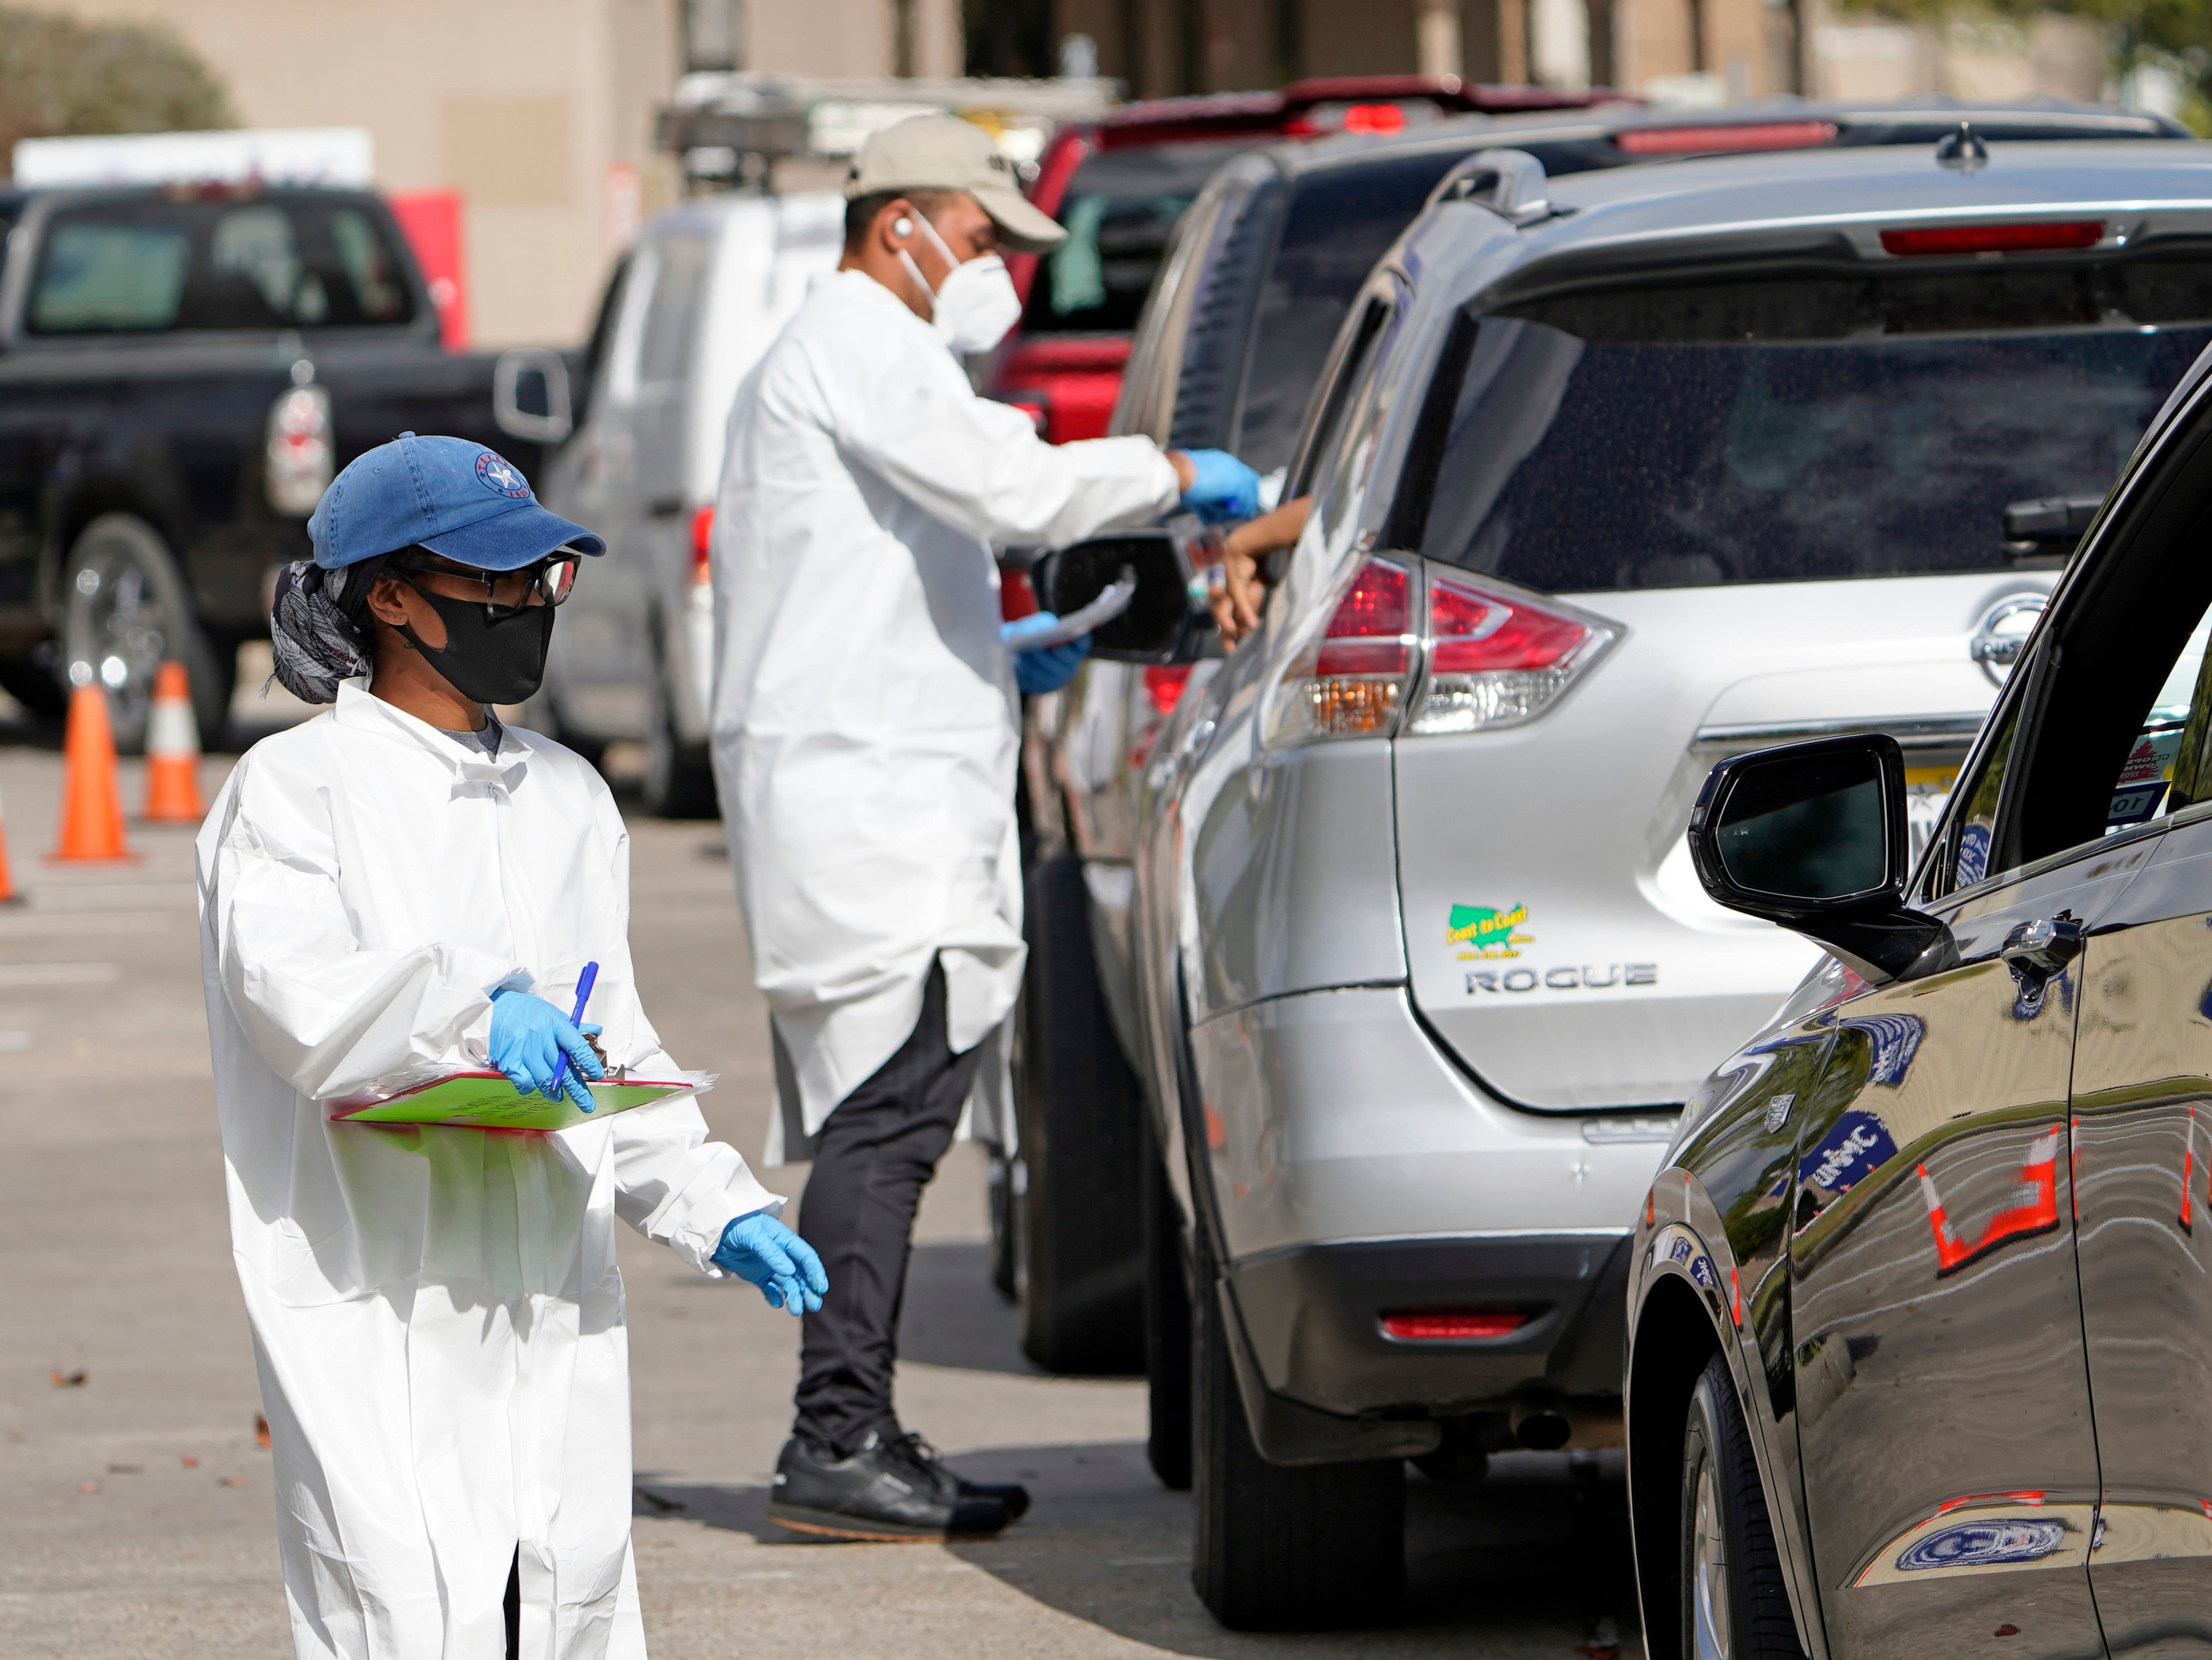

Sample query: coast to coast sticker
[1449,903,1533,960]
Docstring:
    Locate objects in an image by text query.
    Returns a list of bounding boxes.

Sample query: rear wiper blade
[2003,495,2102,553]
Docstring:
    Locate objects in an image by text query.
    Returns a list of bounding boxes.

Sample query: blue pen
[549,961,599,1109]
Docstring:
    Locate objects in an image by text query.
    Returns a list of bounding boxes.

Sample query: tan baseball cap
[844,113,1066,255]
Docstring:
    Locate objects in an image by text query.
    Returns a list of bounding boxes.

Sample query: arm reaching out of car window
[1213,495,1312,648]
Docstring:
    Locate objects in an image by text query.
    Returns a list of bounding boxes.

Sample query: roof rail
[1433,147,1553,227]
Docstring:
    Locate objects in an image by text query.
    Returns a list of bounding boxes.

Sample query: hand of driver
[712,1213,828,1315]
[488,989,604,1113]
[1001,612,1090,696]
[1212,495,1313,648]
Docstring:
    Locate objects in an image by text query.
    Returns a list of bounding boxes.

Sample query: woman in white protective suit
[198,432,826,1660]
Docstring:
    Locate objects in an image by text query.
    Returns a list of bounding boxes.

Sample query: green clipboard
[327,1069,712,1132]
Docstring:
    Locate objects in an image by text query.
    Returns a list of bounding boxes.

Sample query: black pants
[793,961,983,1456]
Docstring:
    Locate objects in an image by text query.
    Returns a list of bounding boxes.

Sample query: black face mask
[397,588,556,705]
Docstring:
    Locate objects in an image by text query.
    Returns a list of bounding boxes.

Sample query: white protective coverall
[712,267,1180,1158]
[197,681,779,1660]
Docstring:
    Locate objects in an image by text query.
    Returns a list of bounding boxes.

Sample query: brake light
[1881,221,2104,257]
[1343,102,1408,135]
[1617,121,1836,156]
[1409,570,1613,734]
[690,505,714,587]
[1262,555,1416,746]
[1383,1307,1529,1340]
[1143,664,1191,715]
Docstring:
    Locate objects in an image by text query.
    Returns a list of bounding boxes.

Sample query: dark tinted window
[1021,145,1242,336]
[1233,149,1468,473]
[1398,262,2212,592]
[29,195,416,335]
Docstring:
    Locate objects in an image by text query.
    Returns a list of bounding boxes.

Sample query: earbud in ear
[892,217,913,238]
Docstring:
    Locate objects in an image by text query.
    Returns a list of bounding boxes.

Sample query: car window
[1231,148,1471,475]
[1022,143,1240,336]
[1934,439,2212,894]
[575,254,632,425]
[1112,182,1242,444]
[28,195,416,335]
[1289,292,1391,500]
[636,235,711,390]
[1311,288,1411,551]
[1389,262,2212,593]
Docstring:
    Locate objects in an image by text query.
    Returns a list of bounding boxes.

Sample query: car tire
[642,638,717,818]
[0,645,66,722]
[1010,853,1146,1374]
[1190,1217,1405,1630]
[1680,1353,1806,1660]
[62,513,228,753]
[1143,1122,1192,1490]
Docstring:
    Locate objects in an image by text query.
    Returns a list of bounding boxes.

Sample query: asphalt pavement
[0,671,1642,1659]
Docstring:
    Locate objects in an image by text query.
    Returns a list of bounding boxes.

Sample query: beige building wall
[47,0,686,347]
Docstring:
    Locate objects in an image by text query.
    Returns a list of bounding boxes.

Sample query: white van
[536,190,843,813]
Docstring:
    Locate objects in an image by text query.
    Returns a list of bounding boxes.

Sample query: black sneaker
[886,1431,1032,1525]
[767,1433,1012,1542]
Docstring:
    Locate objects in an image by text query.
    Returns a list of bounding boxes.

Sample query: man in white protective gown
[198,432,827,1660]
[711,113,1261,1541]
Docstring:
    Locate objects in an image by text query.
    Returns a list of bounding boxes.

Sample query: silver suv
[1018,131,2212,1629]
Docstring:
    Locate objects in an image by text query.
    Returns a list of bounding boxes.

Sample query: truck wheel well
[1627,1276,1722,1660]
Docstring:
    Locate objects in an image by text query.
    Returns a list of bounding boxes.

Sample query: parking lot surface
[0,696,1640,1660]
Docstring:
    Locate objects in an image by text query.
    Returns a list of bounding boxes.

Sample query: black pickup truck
[0,182,574,746]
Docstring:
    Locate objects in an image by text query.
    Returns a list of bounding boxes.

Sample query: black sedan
[1629,341,2212,1657]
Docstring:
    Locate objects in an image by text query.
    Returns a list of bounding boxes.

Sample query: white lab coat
[711,268,1179,1156]
[196,681,779,1660]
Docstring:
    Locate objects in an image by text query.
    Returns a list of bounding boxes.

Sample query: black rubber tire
[1680,1353,1807,1660]
[1190,1222,1405,1630]
[1010,853,1146,1374]
[1143,1120,1192,1490]
[0,647,66,722]
[61,513,228,753]
[642,639,718,818]
[985,1151,1018,1301]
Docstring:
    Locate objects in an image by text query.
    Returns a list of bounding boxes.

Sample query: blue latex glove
[1179,448,1262,524]
[713,1213,828,1315]
[488,988,604,1113]
[1001,612,1090,696]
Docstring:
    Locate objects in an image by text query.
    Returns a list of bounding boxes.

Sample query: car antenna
[1936,121,1989,173]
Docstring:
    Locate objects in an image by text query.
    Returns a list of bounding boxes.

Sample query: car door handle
[2001,913,2084,982]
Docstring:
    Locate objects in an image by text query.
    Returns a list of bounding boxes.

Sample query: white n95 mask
[899,214,1023,355]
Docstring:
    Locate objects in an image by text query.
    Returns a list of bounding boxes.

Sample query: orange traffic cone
[0,781,20,903]
[143,661,204,823]
[52,683,131,863]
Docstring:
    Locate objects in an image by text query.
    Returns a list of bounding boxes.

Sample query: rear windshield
[1394,261,2212,592]
[28,194,417,335]
[1021,145,1243,336]
[1232,148,1470,473]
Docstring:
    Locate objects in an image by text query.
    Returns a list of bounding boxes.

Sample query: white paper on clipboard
[1016,567,1137,650]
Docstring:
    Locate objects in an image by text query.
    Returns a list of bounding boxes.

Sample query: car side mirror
[1687,734,1955,982]
[494,347,574,444]
[1030,521,1214,664]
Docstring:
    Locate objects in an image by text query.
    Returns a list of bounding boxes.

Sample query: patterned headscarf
[267,554,391,703]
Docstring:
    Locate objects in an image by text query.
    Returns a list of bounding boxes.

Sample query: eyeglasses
[395,551,582,620]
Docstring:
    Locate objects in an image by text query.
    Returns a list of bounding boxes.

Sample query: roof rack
[1435,148,1553,226]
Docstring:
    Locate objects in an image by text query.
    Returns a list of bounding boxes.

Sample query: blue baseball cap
[307,432,605,570]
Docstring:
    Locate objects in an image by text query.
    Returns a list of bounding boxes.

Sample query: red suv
[991,76,1621,444]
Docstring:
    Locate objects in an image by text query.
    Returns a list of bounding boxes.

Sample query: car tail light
[690,505,714,587]
[1343,102,1408,135]
[264,383,333,515]
[1143,664,1191,715]
[1408,570,1615,735]
[1382,1307,1529,1340]
[1881,221,2104,257]
[1262,555,1416,746]
[1617,120,1836,156]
